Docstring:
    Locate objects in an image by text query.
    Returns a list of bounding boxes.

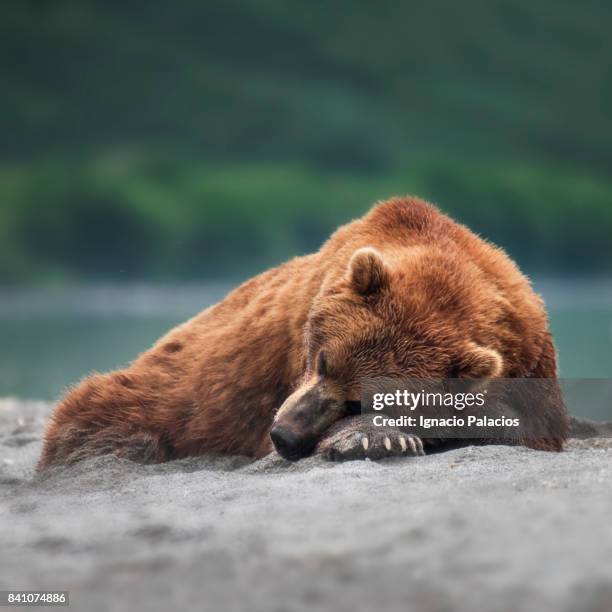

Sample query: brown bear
[38,197,568,470]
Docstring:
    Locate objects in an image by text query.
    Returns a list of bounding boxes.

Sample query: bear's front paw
[319,428,424,462]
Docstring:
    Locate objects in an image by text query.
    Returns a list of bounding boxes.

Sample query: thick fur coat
[38,197,568,469]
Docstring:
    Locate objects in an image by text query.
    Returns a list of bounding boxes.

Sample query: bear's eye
[448,364,461,378]
[317,351,328,377]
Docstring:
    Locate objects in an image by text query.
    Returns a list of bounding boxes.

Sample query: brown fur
[38,197,568,470]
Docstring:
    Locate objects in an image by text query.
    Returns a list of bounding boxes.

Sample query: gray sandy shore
[1,398,611,612]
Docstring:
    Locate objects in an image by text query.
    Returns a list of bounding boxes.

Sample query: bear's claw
[320,427,424,462]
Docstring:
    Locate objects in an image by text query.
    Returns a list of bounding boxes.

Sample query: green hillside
[1,0,611,282]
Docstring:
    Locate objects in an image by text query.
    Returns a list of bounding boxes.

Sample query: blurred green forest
[1,0,611,284]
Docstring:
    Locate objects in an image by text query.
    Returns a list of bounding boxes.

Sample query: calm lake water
[1,281,611,418]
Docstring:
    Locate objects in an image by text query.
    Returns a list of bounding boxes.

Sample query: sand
[1,398,611,612]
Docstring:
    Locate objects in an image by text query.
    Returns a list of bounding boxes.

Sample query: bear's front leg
[315,415,425,462]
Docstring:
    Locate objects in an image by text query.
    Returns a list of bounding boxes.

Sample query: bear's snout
[270,425,315,461]
[271,383,347,460]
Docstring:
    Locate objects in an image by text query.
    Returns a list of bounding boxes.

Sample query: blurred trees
[1,0,610,283]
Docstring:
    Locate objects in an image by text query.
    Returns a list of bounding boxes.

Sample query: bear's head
[270,246,508,460]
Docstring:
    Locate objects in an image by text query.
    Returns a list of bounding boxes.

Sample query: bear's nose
[270,425,308,461]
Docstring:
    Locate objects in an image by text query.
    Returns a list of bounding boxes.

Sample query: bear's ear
[348,247,389,295]
[456,343,503,380]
